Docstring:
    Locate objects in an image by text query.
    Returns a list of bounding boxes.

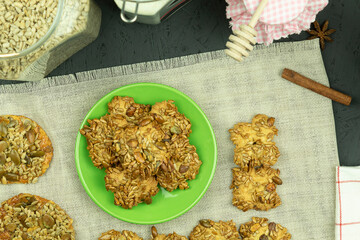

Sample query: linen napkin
[0,40,338,239]
[336,166,360,240]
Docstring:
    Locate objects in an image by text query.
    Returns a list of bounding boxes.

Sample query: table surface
[1,0,359,166]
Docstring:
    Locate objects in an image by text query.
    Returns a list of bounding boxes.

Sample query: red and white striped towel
[336,166,360,240]
[226,0,328,45]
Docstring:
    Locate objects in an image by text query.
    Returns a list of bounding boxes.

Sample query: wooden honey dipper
[225,0,269,62]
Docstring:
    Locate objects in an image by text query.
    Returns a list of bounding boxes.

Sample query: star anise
[307,20,336,50]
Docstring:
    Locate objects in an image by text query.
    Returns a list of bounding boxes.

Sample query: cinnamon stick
[281,68,352,106]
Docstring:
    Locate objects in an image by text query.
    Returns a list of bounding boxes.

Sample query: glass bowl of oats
[0,0,101,81]
[75,83,217,224]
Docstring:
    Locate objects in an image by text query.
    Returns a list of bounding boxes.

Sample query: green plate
[75,83,217,224]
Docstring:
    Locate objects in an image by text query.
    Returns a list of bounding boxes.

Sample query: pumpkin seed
[30,151,45,157]
[179,164,189,173]
[7,117,17,128]
[5,223,17,232]
[5,172,19,181]
[0,141,8,152]
[170,125,181,135]
[0,153,6,165]
[155,141,166,150]
[199,219,212,228]
[0,123,7,137]
[9,150,20,165]
[26,129,36,144]
[42,214,55,228]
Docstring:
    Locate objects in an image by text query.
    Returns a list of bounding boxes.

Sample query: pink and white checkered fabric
[226,0,328,45]
[336,166,360,240]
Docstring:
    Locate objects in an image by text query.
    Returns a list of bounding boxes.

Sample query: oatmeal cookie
[231,166,282,211]
[151,226,188,240]
[99,229,143,240]
[0,115,53,184]
[108,96,151,124]
[104,167,159,209]
[189,219,240,240]
[150,100,192,137]
[239,217,291,240]
[156,135,202,191]
[0,193,74,240]
[229,114,279,170]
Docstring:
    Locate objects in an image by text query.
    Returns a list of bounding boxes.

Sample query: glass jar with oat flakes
[0,0,101,81]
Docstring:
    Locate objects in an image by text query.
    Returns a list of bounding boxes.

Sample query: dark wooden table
[1,0,359,165]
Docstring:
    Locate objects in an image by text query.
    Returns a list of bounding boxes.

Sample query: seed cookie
[108,96,151,124]
[156,135,201,192]
[239,217,291,240]
[150,100,192,137]
[151,226,188,240]
[99,229,143,240]
[0,193,74,240]
[0,115,53,184]
[104,167,159,209]
[229,114,279,170]
[80,115,115,169]
[231,166,282,211]
[189,219,240,240]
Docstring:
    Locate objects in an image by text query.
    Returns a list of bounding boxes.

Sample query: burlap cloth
[0,39,338,239]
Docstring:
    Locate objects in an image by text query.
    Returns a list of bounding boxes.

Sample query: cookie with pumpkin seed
[108,96,151,124]
[0,115,53,184]
[231,166,282,212]
[80,114,116,169]
[156,134,202,192]
[229,114,279,171]
[239,217,292,240]
[150,100,192,137]
[0,193,74,240]
[104,167,159,209]
[99,229,143,240]
[151,226,188,240]
[189,219,240,240]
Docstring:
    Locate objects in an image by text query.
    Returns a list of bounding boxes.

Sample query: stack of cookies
[229,114,282,211]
